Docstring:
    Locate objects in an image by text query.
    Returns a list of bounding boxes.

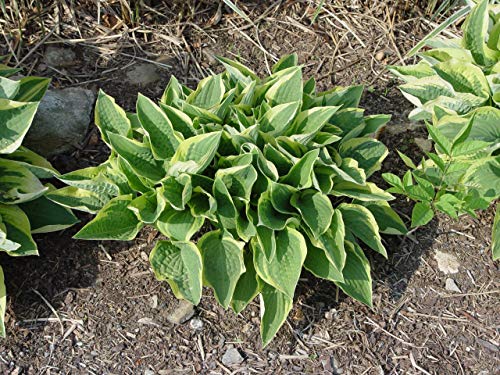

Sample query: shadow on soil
[1,216,100,333]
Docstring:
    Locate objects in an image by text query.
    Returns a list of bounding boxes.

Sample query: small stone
[375,51,385,61]
[126,63,160,86]
[144,370,155,375]
[44,46,77,67]
[166,300,194,325]
[414,137,433,153]
[189,318,204,331]
[445,278,461,293]
[434,250,460,274]
[150,295,158,309]
[25,88,95,156]
[221,347,244,367]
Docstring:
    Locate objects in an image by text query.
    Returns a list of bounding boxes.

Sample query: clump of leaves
[388,0,499,120]
[0,65,79,336]
[386,0,499,260]
[49,54,406,346]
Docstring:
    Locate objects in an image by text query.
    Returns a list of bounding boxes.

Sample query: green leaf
[3,146,58,179]
[331,181,394,201]
[169,132,222,175]
[272,54,298,73]
[13,76,50,102]
[94,90,131,143]
[268,181,297,215]
[0,158,47,204]
[291,190,333,238]
[411,201,435,227]
[260,283,293,348]
[19,195,79,234]
[339,138,388,176]
[231,249,262,314]
[397,150,417,169]
[215,163,258,201]
[156,205,204,241]
[303,237,343,282]
[160,103,197,138]
[74,195,143,240]
[149,240,202,305]
[187,74,225,109]
[339,203,387,258]
[461,0,491,66]
[433,60,490,98]
[360,201,407,235]
[0,203,37,256]
[0,76,20,99]
[280,149,319,189]
[161,174,192,211]
[0,99,38,154]
[108,132,164,182]
[213,177,237,229]
[426,122,452,155]
[199,230,245,309]
[253,227,307,299]
[137,93,182,159]
[259,101,300,135]
[311,209,346,273]
[492,204,499,261]
[128,189,166,224]
[289,106,339,136]
[265,66,303,105]
[335,241,372,307]
[46,186,110,214]
[256,225,276,261]
[257,190,296,230]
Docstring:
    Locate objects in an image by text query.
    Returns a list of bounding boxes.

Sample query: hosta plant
[386,0,500,260]
[388,0,499,120]
[0,65,79,336]
[49,54,406,346]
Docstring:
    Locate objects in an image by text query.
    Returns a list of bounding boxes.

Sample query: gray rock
[445,278,461,293]
[221,347,244,367]
[126,63,160,86]
[434,250,460,274]
[166,300,194,325]
[414,137,433,153]
[44,46,77,67]
[25,88,95,156]
[189,318,204,331]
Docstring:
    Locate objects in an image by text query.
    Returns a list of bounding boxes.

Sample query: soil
[0,1,498,374]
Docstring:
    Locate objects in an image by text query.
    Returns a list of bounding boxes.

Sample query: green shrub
[49,54,406,346]
[0,65,79,336]
[385,0,499,260]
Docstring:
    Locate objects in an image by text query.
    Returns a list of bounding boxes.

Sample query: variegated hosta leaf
[260,283,292,347]
[149,240,202,305]
[253,227,307,299]
[0,203,37,256]
[94,90,131,144]
[74,195,143,240]
[0,99,39,154]
[0,158,47,204]
[198,230,245,309]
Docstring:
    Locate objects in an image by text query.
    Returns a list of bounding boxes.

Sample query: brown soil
[1,1,498,374]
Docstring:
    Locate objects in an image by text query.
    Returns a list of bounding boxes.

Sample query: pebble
[434,250,460,274]
[165,300,194,324]
[375,51,385,61]
[445,278,461,293]
[126,63,160,86]
[221,347,244,366]
[189,318,204,331]
[44,46,77,67]
[414,137,433,153]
